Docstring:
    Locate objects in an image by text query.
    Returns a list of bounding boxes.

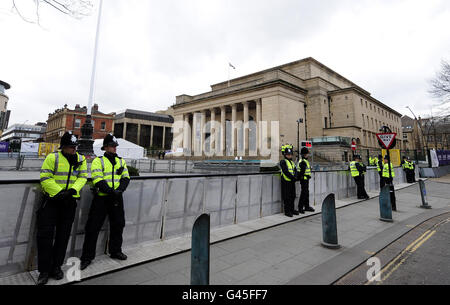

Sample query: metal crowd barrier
[0,167,417,278]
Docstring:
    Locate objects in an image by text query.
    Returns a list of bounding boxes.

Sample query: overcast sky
[1,0,450,126]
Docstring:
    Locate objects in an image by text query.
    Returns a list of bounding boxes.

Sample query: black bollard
[419,179,432,209]
[321,194,341,249]
[379,185,393,222]
[191,214,210,285]
[389,184,397,211]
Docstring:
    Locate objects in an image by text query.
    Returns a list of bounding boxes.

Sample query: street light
[297,118,303,159]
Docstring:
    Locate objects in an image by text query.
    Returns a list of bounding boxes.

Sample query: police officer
[406,157,416,183]
[350,155,370,200]
[382,155,395,186]
[80,134,131,270]
[37,131,88,285]
[297,147,315,214]
[401,156,409,182]
[280,145,297,217]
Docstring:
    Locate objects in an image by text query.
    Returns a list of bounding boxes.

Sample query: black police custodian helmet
[285,147,293,155]
[59,131,79,149]
[101,133,119,150]
[301,147,309,155]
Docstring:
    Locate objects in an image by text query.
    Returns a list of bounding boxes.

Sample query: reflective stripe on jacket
[280,159,296,182]
[350,161,359,177]
[382,163,395,178]
[298,159,311,180]
[40,152,88,198]
[91,155,131,196]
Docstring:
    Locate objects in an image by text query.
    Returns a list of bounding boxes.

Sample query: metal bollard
[419,179,432,209]
[379,185,393,222]
[321,193,341,249]
[191,214,210,285]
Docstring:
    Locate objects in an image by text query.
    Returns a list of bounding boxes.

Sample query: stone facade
[172,57,403,160]
[0,80,11,137]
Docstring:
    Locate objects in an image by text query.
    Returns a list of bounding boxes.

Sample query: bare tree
[429,60,450,104]
[11,0,93,23]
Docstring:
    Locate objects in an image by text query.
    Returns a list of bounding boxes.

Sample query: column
[183,114,189,152]
[162,125,166,150]
[210,108,216,153]
[123,122,127,141]
[220,106,226,156]
[193,112,199,155]
[256,99,261,156]
[200,110,206,156]
[243,101,249,156]
[137,124,141,146]
[150,124,154,147]
[231,104,237,156]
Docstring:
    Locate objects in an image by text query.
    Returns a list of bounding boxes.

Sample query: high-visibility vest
[372,157,378,166]
[40,151,88,198]
[377,161,383,172]
[407,161,414,170]
[382,163,395,178]
[402,161,408,170]
[280,159,296,182]
[91,155,131,196]
[350,161,359,177]
[298,159,311,180]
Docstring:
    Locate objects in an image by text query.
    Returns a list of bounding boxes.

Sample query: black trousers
[281,180,296,214]
[406,169,415,183]
[354,176,369,199]
[298,179,310,210]
[36,197,77,273]
[81,194,125,261]
[379,172,385,189]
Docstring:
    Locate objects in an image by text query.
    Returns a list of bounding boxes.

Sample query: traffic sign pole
[377,128,397,211]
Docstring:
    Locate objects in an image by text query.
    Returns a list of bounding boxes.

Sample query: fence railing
[0,167,415,278]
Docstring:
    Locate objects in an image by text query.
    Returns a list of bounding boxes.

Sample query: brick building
[45,104,114,144]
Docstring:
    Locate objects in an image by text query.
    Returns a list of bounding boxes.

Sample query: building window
[101,121,106,130]
[324,117,328,129]
[75,119,81,129]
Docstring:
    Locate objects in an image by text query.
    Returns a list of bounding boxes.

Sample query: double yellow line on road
[366,217,450,285]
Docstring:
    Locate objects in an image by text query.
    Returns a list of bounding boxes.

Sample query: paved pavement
[77,179,450,285]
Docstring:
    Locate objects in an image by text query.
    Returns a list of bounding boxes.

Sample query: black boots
[50,267,64,280]
[80,260,92,270]
[37,273,49,285]
[110,252,128,260]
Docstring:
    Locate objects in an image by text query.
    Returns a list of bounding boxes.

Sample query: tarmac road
[335,212,450,285]
[378,215,450,285]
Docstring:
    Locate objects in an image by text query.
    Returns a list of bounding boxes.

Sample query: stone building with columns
[171,57,403,161]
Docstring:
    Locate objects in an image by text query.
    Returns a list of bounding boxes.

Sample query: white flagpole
[87,0,103,116]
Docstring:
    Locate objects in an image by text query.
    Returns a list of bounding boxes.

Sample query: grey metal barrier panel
[262,175,281,217]
[236,175,264,223]
[162,178,205,239]
[21,159,43,170]
[203,177,237,228]
[0,183,40,276]
[154,160,171,172]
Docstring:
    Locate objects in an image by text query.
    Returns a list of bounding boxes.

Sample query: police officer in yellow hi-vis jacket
[80,134,130,270]
[297,147,315,214]
[37,131,88,285]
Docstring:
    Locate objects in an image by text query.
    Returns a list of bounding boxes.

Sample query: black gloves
[54,188,76,200]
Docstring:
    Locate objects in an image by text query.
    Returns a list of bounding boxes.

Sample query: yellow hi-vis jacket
[298,159,311,180]
[280,159,296,182]
[91,155,131,196]
[382,163,395,178]
[40,152,88,198]
[350,161,360,177]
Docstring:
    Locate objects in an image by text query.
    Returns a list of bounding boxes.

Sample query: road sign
[301,141,312,148]
[376,133,397,149]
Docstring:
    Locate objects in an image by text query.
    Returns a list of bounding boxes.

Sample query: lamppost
[78,0,104,158]
[297,118,303,159]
